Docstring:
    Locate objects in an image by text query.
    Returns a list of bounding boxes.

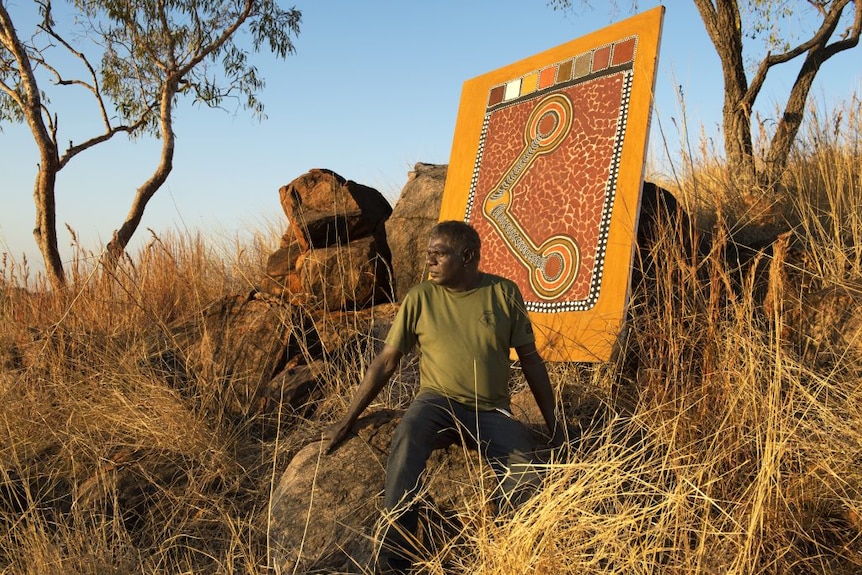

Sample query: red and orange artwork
[440,8,664,362]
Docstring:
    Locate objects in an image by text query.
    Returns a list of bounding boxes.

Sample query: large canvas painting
[439,7,665,362]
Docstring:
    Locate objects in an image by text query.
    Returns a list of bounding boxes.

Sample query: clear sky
[1,0,860,277]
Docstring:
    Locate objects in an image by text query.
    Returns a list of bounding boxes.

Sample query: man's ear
[462,248,475,265]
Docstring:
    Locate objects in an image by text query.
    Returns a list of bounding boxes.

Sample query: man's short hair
[431,220,481,255]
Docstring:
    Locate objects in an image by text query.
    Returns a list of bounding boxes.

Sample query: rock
[267,169,395,309]
[299,236,392,311]
[74,444,241,541]
[305,303,421,410]
[265,356,327,418]
[385,163,447,300]
[161,294,296,418]
[768,239,862,367]
[278,168,392,250]
[787,286,862,363]
[261,238,304,298]
[266,409,495,573]
[267,410,398,573]
[308,303,399,358]
[630,181,699,295]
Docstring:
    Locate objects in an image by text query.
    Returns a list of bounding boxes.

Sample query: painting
[439,7,665,362]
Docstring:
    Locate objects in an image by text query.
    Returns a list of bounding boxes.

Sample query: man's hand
[322,419,353,454]
[516,342,569,458]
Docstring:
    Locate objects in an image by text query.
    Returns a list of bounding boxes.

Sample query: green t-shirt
[385,273,535,410]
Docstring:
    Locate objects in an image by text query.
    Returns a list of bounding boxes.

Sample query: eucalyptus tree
[0,0,301,289]
[551,0,861,192]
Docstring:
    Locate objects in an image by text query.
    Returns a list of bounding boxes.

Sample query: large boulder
[157,294,297,418]
[267,411,397,573]
[278,168,392,250]
[266,410,503,574]
[263,169,394,308]
[385,163,447,300]
[629,181,700,296]
[299,236,392,311]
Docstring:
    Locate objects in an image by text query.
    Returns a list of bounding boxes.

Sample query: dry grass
[1,228,286,574]
[2,98,862,573]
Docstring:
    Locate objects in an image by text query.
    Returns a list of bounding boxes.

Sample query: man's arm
[515,342,566,448]
[323,343,404,453]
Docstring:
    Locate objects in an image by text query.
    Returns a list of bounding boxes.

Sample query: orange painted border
[440,7,664,362]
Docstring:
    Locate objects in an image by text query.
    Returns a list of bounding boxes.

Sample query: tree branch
[38,4,114,129]
[0,2,54,151]
[762,0,861,181]
[58,111,152,168]
[745,0,855,108]
[157,0,178,70]
[174,0,254,80]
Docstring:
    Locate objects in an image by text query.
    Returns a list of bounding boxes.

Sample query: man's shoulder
[481,272,520,293]
[402,275,520,299]
[482,272,514,286]
[404,280,437,298]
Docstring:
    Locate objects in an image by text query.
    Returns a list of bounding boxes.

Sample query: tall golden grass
[2,98,861,573]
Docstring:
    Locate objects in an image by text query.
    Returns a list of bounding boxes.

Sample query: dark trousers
[380,392,540,564]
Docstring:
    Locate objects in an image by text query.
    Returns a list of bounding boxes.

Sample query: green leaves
[33,0,302,133]
[1,0,301,286]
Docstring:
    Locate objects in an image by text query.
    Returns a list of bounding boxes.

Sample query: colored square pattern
[538,67,556,89]
[485,36,642,105]
[440,8,665,362]
[521,72,538,95]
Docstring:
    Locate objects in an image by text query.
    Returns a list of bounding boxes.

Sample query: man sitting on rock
[324,220,565,574]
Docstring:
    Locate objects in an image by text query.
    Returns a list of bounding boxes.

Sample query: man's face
[426,235,465,288]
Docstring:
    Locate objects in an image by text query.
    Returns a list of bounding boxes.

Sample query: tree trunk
[103,83,176,269]
[32,154,67,290]
[693,0,757,187]
[1,4,66,289]
[763,0,861,186]
[694,0,861,193]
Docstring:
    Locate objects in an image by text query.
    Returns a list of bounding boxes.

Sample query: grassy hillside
[2,99,861,574]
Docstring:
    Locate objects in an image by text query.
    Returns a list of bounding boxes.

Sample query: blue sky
[1,0,860,276]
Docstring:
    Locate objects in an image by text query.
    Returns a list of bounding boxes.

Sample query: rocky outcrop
[153,293,299,419]
[279,169,392,252]
[384,163,448,301]
[262,164,449,307]
[262,169,394,310]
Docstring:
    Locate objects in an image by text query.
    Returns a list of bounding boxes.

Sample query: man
[324,220,565,573]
